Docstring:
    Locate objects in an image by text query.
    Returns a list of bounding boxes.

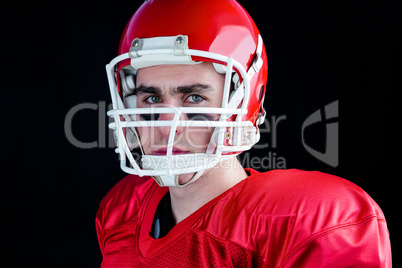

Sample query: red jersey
[96,169,391,267]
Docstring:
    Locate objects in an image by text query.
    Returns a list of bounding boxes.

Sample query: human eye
[185,94,204,104]
[144,95,162,105]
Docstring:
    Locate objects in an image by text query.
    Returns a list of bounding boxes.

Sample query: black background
[1,0,400,267]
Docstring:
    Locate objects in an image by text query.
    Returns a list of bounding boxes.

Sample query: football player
[96,0,392,266]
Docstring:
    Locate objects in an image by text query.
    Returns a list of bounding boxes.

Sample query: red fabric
[96,169,392,267]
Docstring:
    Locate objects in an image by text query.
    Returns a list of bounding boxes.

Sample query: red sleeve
[95,207,105,255]
[94,175,157,258]
[281,215,391,267]
[243,169,392,267]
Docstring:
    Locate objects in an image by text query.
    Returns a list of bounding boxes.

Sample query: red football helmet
[106,0,268,186]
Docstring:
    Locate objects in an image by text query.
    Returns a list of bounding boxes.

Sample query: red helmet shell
[118,0,268,125]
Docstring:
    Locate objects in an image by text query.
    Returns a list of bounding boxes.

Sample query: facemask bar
[105,35,262,186]
[109,107,255,172]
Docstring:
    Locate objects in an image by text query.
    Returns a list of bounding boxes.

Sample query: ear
[119,69,136,96]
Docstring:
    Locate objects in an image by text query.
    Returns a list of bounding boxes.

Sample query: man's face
[134,62,225,156]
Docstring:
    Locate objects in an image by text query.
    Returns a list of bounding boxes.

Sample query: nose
[156,110,185,137]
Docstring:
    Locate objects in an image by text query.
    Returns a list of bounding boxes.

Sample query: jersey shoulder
[97,175,157,230]
[210,169,387,266]
[246,169,382,217]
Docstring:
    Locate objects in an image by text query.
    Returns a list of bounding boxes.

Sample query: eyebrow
[133,85,161,95]
[175,83,212,94]
[133,83,213,96]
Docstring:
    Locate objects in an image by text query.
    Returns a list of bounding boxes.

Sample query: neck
[168,157,247,224]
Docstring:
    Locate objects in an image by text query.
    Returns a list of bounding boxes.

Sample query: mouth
[152,147,190,156]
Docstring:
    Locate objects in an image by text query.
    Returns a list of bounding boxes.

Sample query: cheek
[134,125,216,153]
[135,127,154,153]
[182,127,215,148]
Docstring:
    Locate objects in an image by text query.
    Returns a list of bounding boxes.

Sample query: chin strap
[153,170,205,188]
[142,154,237,187]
